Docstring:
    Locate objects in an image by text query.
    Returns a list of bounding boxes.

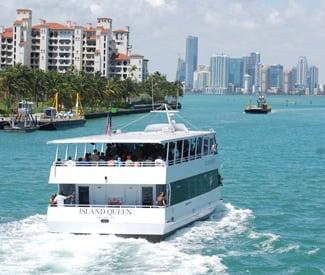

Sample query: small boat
[245,95,271,114]
[3,100,39,132]
[0,119,10,130]
[46,104,223,241]
[39,93,86,130]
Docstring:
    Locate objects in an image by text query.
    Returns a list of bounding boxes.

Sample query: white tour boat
[46,105,223,241]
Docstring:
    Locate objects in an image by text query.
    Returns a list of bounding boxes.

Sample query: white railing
[49,204,166,208]
[54,160,166,167]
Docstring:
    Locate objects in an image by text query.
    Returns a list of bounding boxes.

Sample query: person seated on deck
[156,192,167,206]
[154,156,165,167]
[56,158,63,166]
[125,155,133,167]
[78,156,88,165]
[143,156,153,166]
[49,193,57,206]
[114,156,122,167]
[65,156,75,166]
[53,191,74,207]
[107,158,115,166]
[108,197,122,205]
[91,149,100,161]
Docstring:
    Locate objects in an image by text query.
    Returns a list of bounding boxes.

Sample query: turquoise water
[0,95,324,274]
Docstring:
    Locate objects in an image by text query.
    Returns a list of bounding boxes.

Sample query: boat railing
[54,160,166,167]
[49,203,166,208]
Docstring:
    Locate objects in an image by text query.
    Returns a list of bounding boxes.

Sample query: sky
[1,0,325,83]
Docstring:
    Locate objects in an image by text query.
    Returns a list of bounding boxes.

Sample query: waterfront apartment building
[308,65,319,95]
[243,52,260,91]
[193,65,210,92]
[210,54,229,94]
[0,9,148,82]
[296,56,308,89]
[229,58,243,90]
[185,35,198,90]
[175,57,186,83]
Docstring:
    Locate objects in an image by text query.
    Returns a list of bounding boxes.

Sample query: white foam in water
[0,203,288,274]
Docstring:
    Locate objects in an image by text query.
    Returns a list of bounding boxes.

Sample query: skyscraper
[296,56,308,89]
[193,65,210,92]
[175,58,186,83]
[308,65,319,95]
[259,65,269,94]
[185,35,198,90]
[243,74,252,94]
[284,67,298,94]
[210,54,229,94]
[268,64,284,93]
[243,52,260,90]
[229,58,243,89]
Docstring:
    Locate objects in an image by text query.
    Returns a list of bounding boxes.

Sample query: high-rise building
[243,52,260,90]
[210,54,229,94]
[229,58,243,89]
[284,68,297,94]
[185,35,198,90]
[193,65,210,92]
[0,9,148,81]
[259,65,269,94]
[176,57,186,83]
[268,64,283,93]
[308,65,319,95]
[296,56,308,89]
[243,74,252,94]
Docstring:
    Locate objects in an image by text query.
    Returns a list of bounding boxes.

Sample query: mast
[151,77,154,110]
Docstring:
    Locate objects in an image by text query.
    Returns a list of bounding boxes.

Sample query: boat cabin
[48,126,218,209]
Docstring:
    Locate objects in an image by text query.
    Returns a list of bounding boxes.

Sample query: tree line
[0,65,183,113]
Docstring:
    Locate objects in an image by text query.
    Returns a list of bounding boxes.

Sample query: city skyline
[0,1,325,83]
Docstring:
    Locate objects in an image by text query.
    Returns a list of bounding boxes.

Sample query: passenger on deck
[114,156,122,167]
[143,156,153,166]
[156,192,167,206]
[107,158,115,166]
[66,156,75,166]
[154,156,165,166]
[125,155,133,166]
[49,193,57,206]
[56,158,63,165]
[91,149,100,161]
[53,191,74,207]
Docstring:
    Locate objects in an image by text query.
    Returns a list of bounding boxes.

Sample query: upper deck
[47,105,219,185]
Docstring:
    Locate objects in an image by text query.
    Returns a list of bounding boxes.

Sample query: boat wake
[0,203,296,274]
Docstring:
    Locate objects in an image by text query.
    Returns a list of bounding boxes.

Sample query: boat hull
[245,108,271,114]
[47,188,222,241]
[39,118,86,130]
[3,126,39,132]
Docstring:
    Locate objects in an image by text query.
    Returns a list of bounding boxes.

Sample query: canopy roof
[47,126,215,145]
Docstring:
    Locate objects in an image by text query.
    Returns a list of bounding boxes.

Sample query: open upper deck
[47,124,215,145]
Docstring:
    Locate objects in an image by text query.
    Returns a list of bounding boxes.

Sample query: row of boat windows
[55,135,218,167]
[170,169,222,205]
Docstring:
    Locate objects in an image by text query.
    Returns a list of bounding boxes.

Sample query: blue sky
[1,0,325,83]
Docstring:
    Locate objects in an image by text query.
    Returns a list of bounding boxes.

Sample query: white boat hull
[47,187,222,241]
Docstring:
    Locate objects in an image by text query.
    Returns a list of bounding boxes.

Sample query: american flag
[105,112,112,135]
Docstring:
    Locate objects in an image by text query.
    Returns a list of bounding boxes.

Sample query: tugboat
[3,100,39,132]
[245,95,271,114]
[38,93,86,130]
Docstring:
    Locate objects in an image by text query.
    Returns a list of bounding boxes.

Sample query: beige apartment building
[0,9,148,81]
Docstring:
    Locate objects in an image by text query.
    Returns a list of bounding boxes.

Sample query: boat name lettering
[79,208,132,215]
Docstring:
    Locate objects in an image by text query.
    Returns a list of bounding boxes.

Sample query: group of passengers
[57,143,166,167]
